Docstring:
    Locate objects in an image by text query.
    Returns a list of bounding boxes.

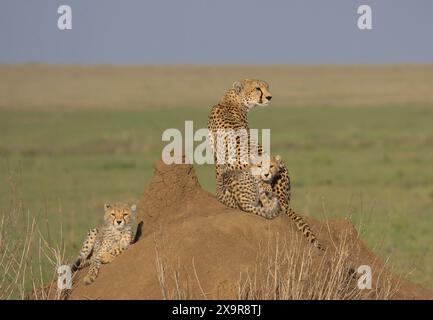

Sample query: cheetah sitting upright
[208,79,272,179]
[207,79,292,208]
[72,202,136,284]
[207,80,323,250]
[207,80,293,208]
[250,155,325,251]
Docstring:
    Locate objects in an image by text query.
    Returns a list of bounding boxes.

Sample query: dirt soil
[66,160,432,300]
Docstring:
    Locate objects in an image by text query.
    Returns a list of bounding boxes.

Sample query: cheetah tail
[71,258,91,272]
[284,207,325,252]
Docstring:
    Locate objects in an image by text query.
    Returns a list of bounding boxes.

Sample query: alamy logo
[57,5,72,30]
[57,265,72,290]
[357,265,372,289]
[357,5,372,30]
[161,121,271,167]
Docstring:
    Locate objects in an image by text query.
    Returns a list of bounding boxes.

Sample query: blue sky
[1,0,432,64]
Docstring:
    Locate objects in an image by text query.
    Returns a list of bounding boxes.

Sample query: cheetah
[250,155,325,251]
[208,79,271,177]
[207,79,293,208]
[71,202,136,284]
[216,164,280,219]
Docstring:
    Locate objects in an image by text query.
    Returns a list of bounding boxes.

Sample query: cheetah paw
[100,252,115,264]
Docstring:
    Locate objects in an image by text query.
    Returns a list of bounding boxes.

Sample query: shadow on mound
[64,160,432,299]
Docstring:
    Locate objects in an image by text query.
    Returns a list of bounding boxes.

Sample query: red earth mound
[65,160,432,300]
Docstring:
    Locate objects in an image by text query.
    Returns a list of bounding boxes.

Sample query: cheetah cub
[216,165,280,219]
[72,202,136,285]
[250,155,325,251]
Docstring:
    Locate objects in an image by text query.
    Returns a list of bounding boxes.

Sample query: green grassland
[1,64,433,294]
[1,104,433,289]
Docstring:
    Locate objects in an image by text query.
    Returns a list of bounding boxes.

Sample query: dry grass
[155,246,193,300]
[0,190,403,300]
[0,196,67,300]
[237,232,400,300]
[1,64,433,110]
[155,229,401,300]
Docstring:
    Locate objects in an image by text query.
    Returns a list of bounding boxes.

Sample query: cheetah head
[250,155,283,182]
[104,202,136,229]
[233,79,272,110]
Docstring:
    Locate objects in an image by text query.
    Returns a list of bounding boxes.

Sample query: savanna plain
[0,65,432,298]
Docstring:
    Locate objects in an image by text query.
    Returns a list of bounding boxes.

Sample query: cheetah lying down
[71,202,136,284]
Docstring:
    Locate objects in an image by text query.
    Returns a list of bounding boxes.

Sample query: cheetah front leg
[83,233,132,284]
[254,196,280,219]
[272,164,291,210]
[257,181,275,208]
[258,191,274,208]
[83,258,101,285]
[83,241,110,284]
[99,233,132,264]
[99,247,124,264]
[237,193,280,220]
[71,228,98,272]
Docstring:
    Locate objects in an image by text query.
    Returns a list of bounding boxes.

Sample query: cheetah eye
[256,87,261,91]
[110,213,115,217]
[270,165,274,168]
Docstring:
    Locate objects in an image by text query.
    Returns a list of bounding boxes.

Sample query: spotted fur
[72,202,136,284]
[216,166,280,219]
[250,155,325,251]
[207,79,272,180]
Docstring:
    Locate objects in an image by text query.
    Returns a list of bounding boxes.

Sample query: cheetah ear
[275,155,282,162]
[104,203,112,211]
[233,81,243,93]
[130,204,137,212]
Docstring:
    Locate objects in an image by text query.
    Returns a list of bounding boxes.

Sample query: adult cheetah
[208,79,324,250]
[207,79,292,214]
